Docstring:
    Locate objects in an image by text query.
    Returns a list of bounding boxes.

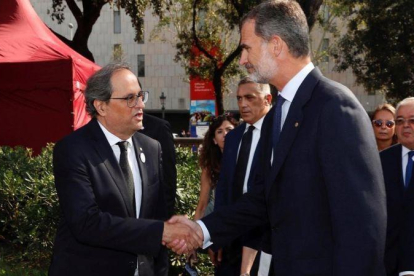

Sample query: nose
[381,123,387,129]
[136,98,145,109]
[239,50,247,66]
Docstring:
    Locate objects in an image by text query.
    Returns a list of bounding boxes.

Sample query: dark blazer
[213,122,264,271]
[380,144,414,276]
[215,122,260,208]
[49,119,168,276]
[140,113,177,218]
[202,67,387,276]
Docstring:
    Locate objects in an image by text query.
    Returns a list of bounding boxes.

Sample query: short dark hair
[85,62,131,117]
[241,0,310,58]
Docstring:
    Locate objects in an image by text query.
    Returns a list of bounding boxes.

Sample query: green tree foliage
[49,0,166,61]
[333,0,414,103]
[152,0,323,115]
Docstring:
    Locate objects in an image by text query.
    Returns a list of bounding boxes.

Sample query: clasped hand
[162,215,204,254]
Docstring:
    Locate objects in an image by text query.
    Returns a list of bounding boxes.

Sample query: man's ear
[270,35,283,57]
[265,94,273,105]
[94,100,107,116]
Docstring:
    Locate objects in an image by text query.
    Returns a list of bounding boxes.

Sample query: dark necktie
[233,125,255,202]
[272,95,286,158]
[117,141,136,214]
[405,151,414,189]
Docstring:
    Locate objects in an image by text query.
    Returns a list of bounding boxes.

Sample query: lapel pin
[139,147,143,151]
[295,122,299,127]
[140,152,146,163]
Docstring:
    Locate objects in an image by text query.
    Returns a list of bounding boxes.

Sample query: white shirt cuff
[400,272,414,276]
[196,220,213,249]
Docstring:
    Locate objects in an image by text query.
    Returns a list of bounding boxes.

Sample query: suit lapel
[132,134,148,217]
[88,119,136,217]
[266,68,321,196]
[227,124,246,200]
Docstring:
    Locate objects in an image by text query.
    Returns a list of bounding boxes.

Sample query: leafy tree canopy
[333,0,414,103]
[50,0,166,61]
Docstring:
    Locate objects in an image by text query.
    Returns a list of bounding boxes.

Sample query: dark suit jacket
[49,119,168,276]
[140,113,177,218]
[202,67,387,276]
[215,122,260,208]
[380,144,414,276]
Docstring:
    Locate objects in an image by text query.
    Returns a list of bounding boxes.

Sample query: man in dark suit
[140,113,177,218]
[381,97,414,276]
[49,63,201,276]
[214,77,272,276]
[167,1,387,275]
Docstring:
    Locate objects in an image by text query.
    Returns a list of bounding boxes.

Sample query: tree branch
[65,0,83,22]
[192,0,217,63]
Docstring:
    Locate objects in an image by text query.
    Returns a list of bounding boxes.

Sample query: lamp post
[159,92,166,119]
[68,23,74,40]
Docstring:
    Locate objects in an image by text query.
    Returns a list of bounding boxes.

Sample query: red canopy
[0,0,99,153]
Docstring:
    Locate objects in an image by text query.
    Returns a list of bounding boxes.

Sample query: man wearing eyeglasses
[49,63,202,276]
[381,97,414,276]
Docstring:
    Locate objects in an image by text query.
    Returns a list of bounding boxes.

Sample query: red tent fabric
[0,0,100,153]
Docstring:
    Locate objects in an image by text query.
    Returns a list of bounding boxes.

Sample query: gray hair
[238,76,271,95]
[241,0,310,58]
[396,97,414,115]
[85,62,131,117]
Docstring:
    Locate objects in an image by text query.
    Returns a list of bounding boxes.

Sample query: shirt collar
[279,62,315,102]
[246,115,265,132]
[98,121,133,147]
[402,145,413,157]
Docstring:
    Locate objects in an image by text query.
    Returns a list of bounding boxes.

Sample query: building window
[114,10,121,34]
[137,55,145,77]
[113,44,123,61]
[321,38,330,62]
[138,18,144,44]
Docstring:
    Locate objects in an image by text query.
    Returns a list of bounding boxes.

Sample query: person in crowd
[190,115,238,263]
[49,62,201,276]
[372,103,397,151]
[380,97,414,276]
[214,77,272,276]
[166,1,386,275]
[140,113,177,218]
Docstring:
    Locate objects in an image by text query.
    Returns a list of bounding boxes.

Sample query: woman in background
[189,114,238,267]
[372,103,397,151]
[194,114,238,220]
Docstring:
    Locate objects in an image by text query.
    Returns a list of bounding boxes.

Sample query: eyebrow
[240,43,250,49]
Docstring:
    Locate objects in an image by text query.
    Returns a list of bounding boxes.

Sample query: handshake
[162,215,204,254]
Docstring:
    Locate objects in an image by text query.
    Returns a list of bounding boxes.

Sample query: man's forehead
[397,103,414,116]
[237,84,261,96]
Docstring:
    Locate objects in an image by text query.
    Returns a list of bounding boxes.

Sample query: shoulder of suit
[144,113,169,126]
[227,122,246,139]
[134,131,161,148]
[380,143,401,159]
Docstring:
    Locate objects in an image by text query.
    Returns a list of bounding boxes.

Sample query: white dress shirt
[240,116,265,194]
[98,121,143,218]
[98,122,143,276]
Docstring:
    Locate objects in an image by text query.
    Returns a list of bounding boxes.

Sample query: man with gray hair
[381,97,414,276]
[212,77,272,276]
[49,63,201,276]
[167,1,386,275]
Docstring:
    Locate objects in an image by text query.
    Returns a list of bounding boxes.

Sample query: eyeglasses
[110,91,149,107]
[372,119,395,128]
[395,118,414,126]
